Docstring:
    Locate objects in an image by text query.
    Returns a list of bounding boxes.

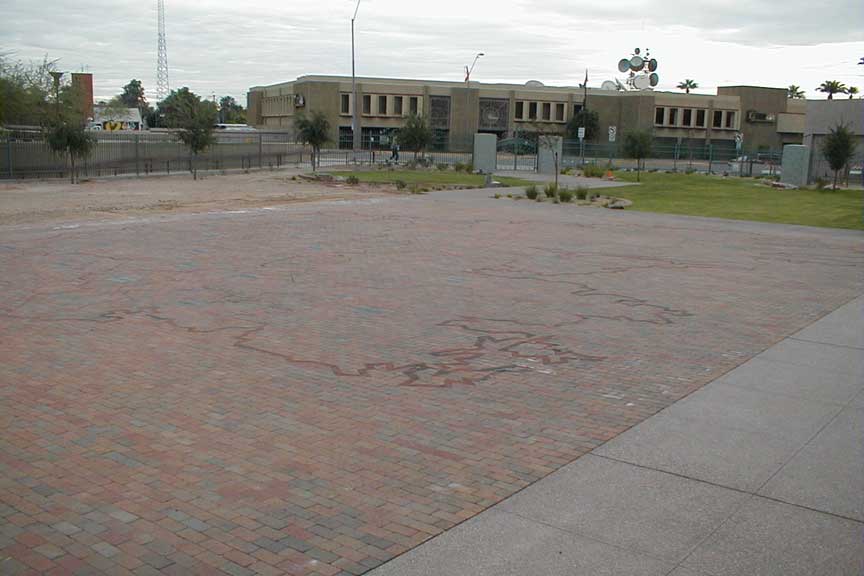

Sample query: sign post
[608,126,617,165]
[735,132,744,176]
[578,126,586,166]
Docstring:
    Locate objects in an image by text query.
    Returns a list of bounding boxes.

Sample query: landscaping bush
[525,185,539,200]
[395,179,407,190]
[453,162,466,172]
[582,164,605,178]
[346,175,360,185]
[465,163,474,173]
[558,188,573,203]
[437,163,448,171]
[405,160,418,170]
[814,176,828,190]
[544,183,558,198]
[575,185,589,200]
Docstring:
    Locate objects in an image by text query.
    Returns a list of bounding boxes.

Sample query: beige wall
[247,76,805,150]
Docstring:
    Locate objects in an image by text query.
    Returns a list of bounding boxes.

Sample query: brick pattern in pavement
[1,195,862,575]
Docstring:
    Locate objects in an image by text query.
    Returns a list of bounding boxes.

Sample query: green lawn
[608,172,864,230]
[331,170,534,189]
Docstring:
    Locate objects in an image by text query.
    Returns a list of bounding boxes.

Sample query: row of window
[340,93,421,117]
[654,107,737,130]
[514,101,568,123]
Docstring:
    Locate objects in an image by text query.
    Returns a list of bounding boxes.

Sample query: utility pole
[156,0,170,101]
[351,0,362,160]
[464,53,483,151]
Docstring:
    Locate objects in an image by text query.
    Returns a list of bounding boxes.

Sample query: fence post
[134,135,140,176]
[5,137,12,179]
[258,134,263,168]
[707,144,713,174]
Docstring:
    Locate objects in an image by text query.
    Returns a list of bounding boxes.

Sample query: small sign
[578,127,586,140]
[735,132,743,153]
[608,126,617,143]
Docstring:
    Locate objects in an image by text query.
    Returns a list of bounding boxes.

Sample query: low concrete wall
[472,134,497,173]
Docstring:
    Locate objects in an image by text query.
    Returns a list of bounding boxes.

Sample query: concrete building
[247,75,806,152]
[804,99,864,184]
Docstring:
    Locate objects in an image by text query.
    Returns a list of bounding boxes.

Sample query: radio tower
[156,0,170,100]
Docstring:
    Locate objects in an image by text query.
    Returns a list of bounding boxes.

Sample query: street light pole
[351,0,362,160]
[464,53,483,151]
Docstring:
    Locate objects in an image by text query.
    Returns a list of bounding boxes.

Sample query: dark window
[378,95,387,115]
[341,94,350,115]
[713,110,723,128]
[655,107,665,125]
[555,103,565,121]
[529,102,538,120]
[363,95,371,115]
[409,97,418,115]
[573,103,583,116]
[682,109,692,126]
[542,102,551,120]
[725,111,735,128]
[696,109,706,127]
[668,108,678,126]
[515,101,524,119]
[394,96,403,115]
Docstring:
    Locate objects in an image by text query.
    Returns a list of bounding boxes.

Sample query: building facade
[248,75,805,152]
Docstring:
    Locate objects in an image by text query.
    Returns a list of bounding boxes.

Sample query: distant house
[90,106,143,131]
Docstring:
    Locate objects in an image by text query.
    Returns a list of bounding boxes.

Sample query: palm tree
[294,111,330,170]
[817,80,847,100]
[677,79,698,94]
[846,86,859,99]
[787,85,805,99]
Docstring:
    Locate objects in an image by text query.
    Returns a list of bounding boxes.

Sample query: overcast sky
[4,0,863,104]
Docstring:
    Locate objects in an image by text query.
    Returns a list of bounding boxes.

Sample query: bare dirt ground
[0,170,391,226]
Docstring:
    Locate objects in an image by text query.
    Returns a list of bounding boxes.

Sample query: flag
[584,69,588,87]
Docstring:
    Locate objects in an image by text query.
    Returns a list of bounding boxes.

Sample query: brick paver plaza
[1,189,862,575]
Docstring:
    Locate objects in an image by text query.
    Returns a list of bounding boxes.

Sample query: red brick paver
[1,194,862,574]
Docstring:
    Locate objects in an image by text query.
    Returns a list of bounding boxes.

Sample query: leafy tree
[787,85,805,99]
[820,123,857,190]
[0,55,60,126]
[218,96,246,124]
[817,80,846,100]
[120,79,147,110]
[294,111,330,170]
[45,121,95,183]
[161,88,217,176]
[846,86,859,99]
[565,108,599,141]
[677,79,698,94]
[397,114,432,159]
[623,130,653,182]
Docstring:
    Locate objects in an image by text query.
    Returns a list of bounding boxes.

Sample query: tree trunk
[69,152,75,184]
[553,152,560,202]
[637,158,641,182]
[833,169,839,190]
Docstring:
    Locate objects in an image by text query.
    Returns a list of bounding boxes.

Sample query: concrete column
[780,145,811,187]
[473,133,497,173]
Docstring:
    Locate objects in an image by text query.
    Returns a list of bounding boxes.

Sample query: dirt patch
[0,170,392,226]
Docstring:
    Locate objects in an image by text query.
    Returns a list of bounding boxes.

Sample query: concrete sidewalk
[370,296,864,576]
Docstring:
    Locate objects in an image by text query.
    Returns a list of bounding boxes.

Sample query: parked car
[497,137,537,154]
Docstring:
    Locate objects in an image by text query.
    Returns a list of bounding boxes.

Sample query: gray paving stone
[370,509,673,576]
[683,496,864,576]
[759,405,864,521]
[792,297,864,349]
[594,410,804,492]
[711,356,862,406]
[754,338,864,377]
[495,455,747,562]
[656,382,841,441]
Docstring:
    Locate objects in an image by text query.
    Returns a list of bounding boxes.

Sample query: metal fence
[1,130,789,181]
[561,141,783,176]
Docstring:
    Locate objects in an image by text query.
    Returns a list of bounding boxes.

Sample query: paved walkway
[370,295,864,576]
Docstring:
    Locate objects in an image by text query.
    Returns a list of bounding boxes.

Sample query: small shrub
[453,162,465,172]
[437,163,448,171]
[575,185,588,200]
[525,185,539,200]
[544,183,558,198]
[465,163,474,173]
[409,183,422,194]
[814,176,828,190]
[346,175,360,185]
[560,167,572,175]
[493,193,501,199]
[405,160,418,170]
[395,179,407,190]
[558,188,573,203]
[506,193,513,198]
[582,164,605,178]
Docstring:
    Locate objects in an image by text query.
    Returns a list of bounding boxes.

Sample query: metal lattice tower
[156,0,170,100]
